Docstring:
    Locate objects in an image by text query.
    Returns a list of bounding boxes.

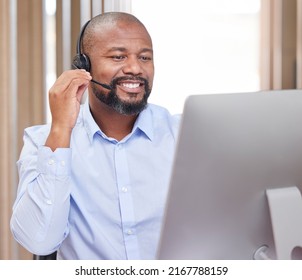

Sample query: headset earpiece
[71,19,111,90]
[72,53,91,71]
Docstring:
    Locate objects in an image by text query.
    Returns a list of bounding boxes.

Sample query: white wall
[131,0,261,114]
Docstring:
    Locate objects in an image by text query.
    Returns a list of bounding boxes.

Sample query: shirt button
[121,187,128,193]
[48,159,55,165]
[127,230,133,235]
[61,160,65,166]
[46,199,52,205]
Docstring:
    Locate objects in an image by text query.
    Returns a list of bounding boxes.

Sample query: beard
[91,76,152,115]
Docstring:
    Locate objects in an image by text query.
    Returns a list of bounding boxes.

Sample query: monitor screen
[157,90,302,260]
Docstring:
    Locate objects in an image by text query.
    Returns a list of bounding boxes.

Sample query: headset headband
[76,20,91,54]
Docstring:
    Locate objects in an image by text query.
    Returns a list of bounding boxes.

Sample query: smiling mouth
[117,81,145,93]
[120,82,141,89]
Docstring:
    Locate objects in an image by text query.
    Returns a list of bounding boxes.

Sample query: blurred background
[0,0,301,259]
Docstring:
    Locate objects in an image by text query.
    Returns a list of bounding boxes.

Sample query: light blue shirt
[10,101,180,260]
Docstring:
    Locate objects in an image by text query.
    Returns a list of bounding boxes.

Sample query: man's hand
[45,70,92,151]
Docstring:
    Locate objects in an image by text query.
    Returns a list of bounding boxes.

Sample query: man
[10,12,180,259]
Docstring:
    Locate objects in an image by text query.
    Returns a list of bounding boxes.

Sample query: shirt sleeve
[10,128,72,256]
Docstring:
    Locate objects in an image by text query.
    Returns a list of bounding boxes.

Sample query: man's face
[88,21,154,115]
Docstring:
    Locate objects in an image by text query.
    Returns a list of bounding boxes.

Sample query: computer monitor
[157,90,302,260]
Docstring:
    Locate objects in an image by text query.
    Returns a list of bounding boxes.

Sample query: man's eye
[112,56,125,61]
[140,56,152,61]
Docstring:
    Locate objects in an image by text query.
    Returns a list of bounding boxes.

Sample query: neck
[89,98,138,141]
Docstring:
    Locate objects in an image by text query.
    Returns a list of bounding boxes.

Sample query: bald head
[89,12,143,28]
[82,12,151,54]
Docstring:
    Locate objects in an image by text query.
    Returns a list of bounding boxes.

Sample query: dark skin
[45,20,154,150]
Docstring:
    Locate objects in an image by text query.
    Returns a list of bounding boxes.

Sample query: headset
[71,20,111,90]
[72,20,91,72]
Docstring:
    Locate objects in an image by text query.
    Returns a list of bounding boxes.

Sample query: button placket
[114,143,140,259]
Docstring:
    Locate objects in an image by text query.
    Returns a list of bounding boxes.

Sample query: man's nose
[122,56,143,76]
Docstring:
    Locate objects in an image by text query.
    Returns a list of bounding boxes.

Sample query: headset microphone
[90,79,112,90]
[72,20,112,91]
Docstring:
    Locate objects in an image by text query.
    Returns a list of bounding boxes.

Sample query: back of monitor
[157,90,302,260]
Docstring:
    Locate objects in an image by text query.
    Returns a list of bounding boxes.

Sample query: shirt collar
[132,105,154,141]
[82,101,154,143]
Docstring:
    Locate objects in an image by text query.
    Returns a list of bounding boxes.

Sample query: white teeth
[121,83,140,89]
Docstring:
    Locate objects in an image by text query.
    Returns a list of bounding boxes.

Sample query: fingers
[47,70,92,130]
[49,69,92,96]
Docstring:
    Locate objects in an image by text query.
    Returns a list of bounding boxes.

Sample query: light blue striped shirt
[11,101,180,259]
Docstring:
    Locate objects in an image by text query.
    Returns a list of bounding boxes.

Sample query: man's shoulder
[146,103,181,136]
[147,103,181,120]
[147,103,181,124]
